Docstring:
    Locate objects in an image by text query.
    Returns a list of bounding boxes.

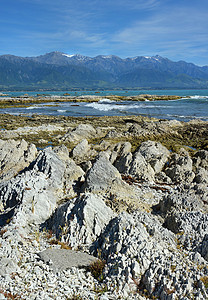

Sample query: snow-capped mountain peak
[62,53,75,58]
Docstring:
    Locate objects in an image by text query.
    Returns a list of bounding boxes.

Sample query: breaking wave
[85,102,137,111]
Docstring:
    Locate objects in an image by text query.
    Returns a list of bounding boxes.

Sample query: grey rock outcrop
[194,167,208,184]
[72,139,90,158]
[0,139,37,181]
[0,130,208,300]
[138,140,170,173]
[165,150,195,183]
[61,124,97,142]
[0,147,84,227]
[84,155,121,193]
[0,148,65,226]
[50,193,115,249]
[128,152,155,182]
[193,150,208,170]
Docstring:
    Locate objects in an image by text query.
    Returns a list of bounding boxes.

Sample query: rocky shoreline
[0,94,183,108]
[0,112,208,299]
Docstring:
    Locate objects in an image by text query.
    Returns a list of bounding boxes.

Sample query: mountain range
[0,51,208,90]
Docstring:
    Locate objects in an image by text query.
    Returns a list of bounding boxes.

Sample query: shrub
[88,259,106,282]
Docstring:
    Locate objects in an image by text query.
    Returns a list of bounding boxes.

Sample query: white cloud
[110,5,208,63]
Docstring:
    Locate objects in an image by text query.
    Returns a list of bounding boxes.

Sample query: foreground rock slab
[38,249,98,272]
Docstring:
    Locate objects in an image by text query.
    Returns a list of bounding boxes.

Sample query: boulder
[193,150,208,170]
[0,148,66,226]
[114,142,132,173]
[51,193,114,249]
[48,145,85,197]
[138,140,170,173]
[61,124,96,142]
[128,152,155,182]
[72,139,90,159]
[194,167,208,184]
[0,139,37,181]
[84,155,121,193]
[114,152,133,174]
[165,151,195,183]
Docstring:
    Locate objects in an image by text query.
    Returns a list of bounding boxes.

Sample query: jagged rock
[165,151,195,183]
[82,154,148,212]
[155,171,172,183]
[164,211,208,257]
[0,148,66,226]
[156,189,205,216]
[0,139,37,181]
[119,142,132,156]
[50,193,115,249]
[102,142,132,166]
[193,150,208,170]
[128,151,155,182]
[72,139,90,159]
[61,124,96,142]
[138,140,170,173]
[114,152,133,174]
[201,234,208,261]
[194,167,208,184]
[0,147,85,227]
[90,211,183,295]
[127,123,148,135]
[46,144,85,197]
[105,129,119,138]
[38,249,98,272]
[84,155,121,193]
[113,142,132,173]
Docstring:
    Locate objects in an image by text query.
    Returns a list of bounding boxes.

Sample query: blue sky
[0,0,208,66]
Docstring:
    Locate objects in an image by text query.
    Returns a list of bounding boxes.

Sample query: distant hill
[0,51,208,90]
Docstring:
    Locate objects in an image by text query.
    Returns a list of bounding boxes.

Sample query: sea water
[1,89,208,122]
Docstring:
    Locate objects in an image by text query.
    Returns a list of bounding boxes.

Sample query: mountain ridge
[0,51,208,90]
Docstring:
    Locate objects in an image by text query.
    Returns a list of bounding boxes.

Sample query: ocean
[1,89,208,122]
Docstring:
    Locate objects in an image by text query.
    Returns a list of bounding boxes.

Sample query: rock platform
[0,113,207,299]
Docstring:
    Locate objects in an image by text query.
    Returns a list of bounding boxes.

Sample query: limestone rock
[138,140,170,173]
[0,139,37,181]
[114,152,133,174]
[46,145,85,197]
[61,124,96,142]
[164,211,208,256]
[165,152,195,183]
[157,189,204,216]
[128,151,155,182]
[84,155,121,193]
[0,148,67,226]
[193,150,208,170]
[194,167,208,184]
[51,193,115,249]
[38,249,98,272]
[114,142,132,173]
[72,139,90,159]
[0,257,20,276]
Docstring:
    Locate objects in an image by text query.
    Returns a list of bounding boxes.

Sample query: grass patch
[200,276,208,289]
[88,259,106,282]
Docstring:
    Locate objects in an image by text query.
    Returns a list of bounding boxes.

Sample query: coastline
[0,94,183,109]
